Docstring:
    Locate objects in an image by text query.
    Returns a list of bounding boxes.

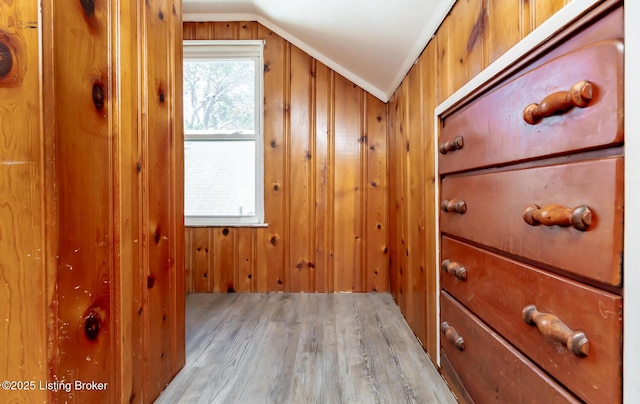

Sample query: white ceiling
[183,0,454,102]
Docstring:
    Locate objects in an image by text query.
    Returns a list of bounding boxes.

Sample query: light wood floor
[155,293,456,404]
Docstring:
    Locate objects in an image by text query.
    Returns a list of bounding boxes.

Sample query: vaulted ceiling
[183,0,454,102]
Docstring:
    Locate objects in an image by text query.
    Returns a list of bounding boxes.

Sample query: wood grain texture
[421,41,439,358]
[42,1,184,402]
[534,0,570,29]
[485,0,530,65]
[364,93,388,293]
[183,22,388,293]
[0,1,48,402]
[387,91,401,303]
[453,0,485,92]
[406,60,425,341]
[155,293,456,404]
[289,45,313,292]
[51,0,115,401]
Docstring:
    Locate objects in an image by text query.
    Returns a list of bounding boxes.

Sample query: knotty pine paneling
[142,0,185,400]
[44,0,184,403]
[183,22,389,293]
[388,0,572,361]
[0,1,48,402]
[51,0,116,401]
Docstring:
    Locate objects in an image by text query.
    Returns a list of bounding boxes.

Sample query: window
[183,40,264,226]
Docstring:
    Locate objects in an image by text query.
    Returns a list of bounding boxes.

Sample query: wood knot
[0,42,13,78]
[79,0,95,18]
[273,183,280,191]
[154,227,161,244]
[270,140,277,148]
[83,309,101,341]
[222,228,229,236]
[92,81,105,111]
[158,11,164,20]
[227,287,235,293]
[270,235,278,246]
[147,274,155,289]
[296,261,304,270]
[277,279,283,285]
[305,151,312,160]
[371,181,377,188]
[158,90,165,103]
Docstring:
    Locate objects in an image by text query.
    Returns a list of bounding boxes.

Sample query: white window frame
[183,40,265,227]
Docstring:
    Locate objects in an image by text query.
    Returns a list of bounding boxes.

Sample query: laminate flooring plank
[155,293,456,404]
[288,294,343,403]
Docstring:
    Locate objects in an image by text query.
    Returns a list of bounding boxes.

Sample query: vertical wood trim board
[183,22,389,293]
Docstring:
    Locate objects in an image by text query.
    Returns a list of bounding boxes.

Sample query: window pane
[184,140,255,217]
[183,59,255,133]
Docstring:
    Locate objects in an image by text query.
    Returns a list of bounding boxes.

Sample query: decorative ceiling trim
[184,12,388,101]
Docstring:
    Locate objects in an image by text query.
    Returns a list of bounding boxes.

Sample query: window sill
[185,222,269,228]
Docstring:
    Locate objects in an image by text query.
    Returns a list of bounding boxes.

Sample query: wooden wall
[388,0,570,359]
[183,22,389,294]
[2,1,183,403]
[0,1,48,402]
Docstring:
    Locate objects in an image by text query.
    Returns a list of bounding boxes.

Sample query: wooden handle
[441,322,465,351]
[439,136,464,154]
[523,80,593,124]
[523,305,589,357]
[523,204,591,231]
[441,259,467,281]
[441,199,466,214]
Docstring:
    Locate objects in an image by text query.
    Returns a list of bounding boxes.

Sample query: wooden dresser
[437,2,624,403]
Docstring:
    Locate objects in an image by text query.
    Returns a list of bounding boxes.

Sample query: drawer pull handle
[441,199,466,214]
[523,80,593,125]
[441,259,467,280]
[441,322,465,351]
[522,305,589,357]
[522,204,591,231]
[439,136,464,154]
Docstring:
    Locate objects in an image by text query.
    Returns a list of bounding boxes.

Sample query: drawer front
[439,39,623,174]
[440,156,623,286]
[440,292,579,404]
[441,236,622,403]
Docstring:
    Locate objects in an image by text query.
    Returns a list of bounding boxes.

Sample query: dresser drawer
[440,292,579,403]
[439,38,623,174]
[440,156,623,286]
[441,236,622,403]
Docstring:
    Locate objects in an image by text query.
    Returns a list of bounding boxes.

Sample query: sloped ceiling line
[183,0,455,103]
